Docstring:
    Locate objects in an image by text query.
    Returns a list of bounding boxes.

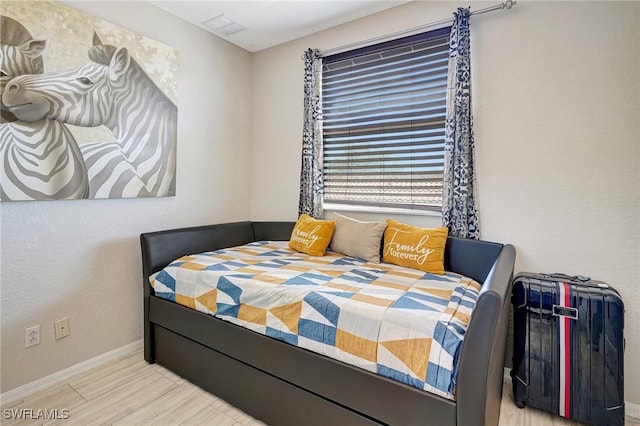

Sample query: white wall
[250,1,640,405]
[0,1,253,392]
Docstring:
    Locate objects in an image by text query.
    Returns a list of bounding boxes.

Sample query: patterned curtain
[442,8,480,239]
[298,49,324,219]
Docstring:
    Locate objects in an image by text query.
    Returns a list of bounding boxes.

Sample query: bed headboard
[141,221,505,287]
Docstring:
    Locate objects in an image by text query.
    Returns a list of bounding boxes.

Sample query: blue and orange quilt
[150,241,481,400]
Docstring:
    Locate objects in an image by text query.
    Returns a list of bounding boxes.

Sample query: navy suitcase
[511,272,624,425]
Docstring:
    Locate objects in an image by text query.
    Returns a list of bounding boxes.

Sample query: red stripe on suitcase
[558,282,571,418]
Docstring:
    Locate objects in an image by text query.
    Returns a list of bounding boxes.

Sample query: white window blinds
[322,28,450,211]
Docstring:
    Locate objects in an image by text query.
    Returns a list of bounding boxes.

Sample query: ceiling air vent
[202,14,246,36]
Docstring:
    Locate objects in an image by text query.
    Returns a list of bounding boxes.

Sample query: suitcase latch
[552,305,578,320]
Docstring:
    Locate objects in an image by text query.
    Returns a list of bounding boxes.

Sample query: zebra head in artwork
[0,15,46,122]
[2,33,177,198]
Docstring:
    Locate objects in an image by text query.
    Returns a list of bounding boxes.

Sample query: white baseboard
[0,339,143,407]
[503,368,639,420]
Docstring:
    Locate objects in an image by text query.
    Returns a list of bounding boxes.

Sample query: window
[322,27,450,212]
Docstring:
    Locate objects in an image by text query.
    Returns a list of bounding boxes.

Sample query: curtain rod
[319,0,516,57]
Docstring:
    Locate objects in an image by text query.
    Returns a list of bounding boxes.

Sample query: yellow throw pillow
[382,219,448,275]
[289,214,336,256]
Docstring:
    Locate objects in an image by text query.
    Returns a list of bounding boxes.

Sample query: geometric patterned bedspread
[150,241,481,400]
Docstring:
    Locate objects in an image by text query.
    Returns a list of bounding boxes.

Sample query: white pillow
[329,213,387,263]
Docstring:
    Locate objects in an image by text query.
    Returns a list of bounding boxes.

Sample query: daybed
[140,221,516,426]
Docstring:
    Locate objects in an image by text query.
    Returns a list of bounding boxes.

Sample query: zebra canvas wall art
[3,33,177,198]
[0,0,179,200]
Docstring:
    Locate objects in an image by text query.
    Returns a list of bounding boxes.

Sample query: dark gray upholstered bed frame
[141,221,516,426]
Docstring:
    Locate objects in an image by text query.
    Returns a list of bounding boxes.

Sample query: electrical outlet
[54,317,70,340]
[25,325,40,348]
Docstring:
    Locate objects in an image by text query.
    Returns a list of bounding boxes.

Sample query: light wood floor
[2,348,638,426]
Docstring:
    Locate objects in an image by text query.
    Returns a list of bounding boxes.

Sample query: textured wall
[250,1,640,404]
[0,1,252,392]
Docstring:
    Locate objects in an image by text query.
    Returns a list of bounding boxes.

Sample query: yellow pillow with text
[289,214,335,256]
[382,219,448,275]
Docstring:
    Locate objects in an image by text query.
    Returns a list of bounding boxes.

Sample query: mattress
[150,241,481,400]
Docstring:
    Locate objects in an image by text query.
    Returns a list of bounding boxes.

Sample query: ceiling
[148,1,412,52]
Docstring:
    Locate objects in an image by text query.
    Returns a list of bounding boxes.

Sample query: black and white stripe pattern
[0,41,45,79]
[3,40,177,198]
[0,15,88,200]
[0,119,89,200]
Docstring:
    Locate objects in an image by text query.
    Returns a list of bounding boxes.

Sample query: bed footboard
[456,244,516,426]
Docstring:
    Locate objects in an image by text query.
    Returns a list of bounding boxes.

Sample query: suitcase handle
[545,273,610,288]
[547,273,591,282]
